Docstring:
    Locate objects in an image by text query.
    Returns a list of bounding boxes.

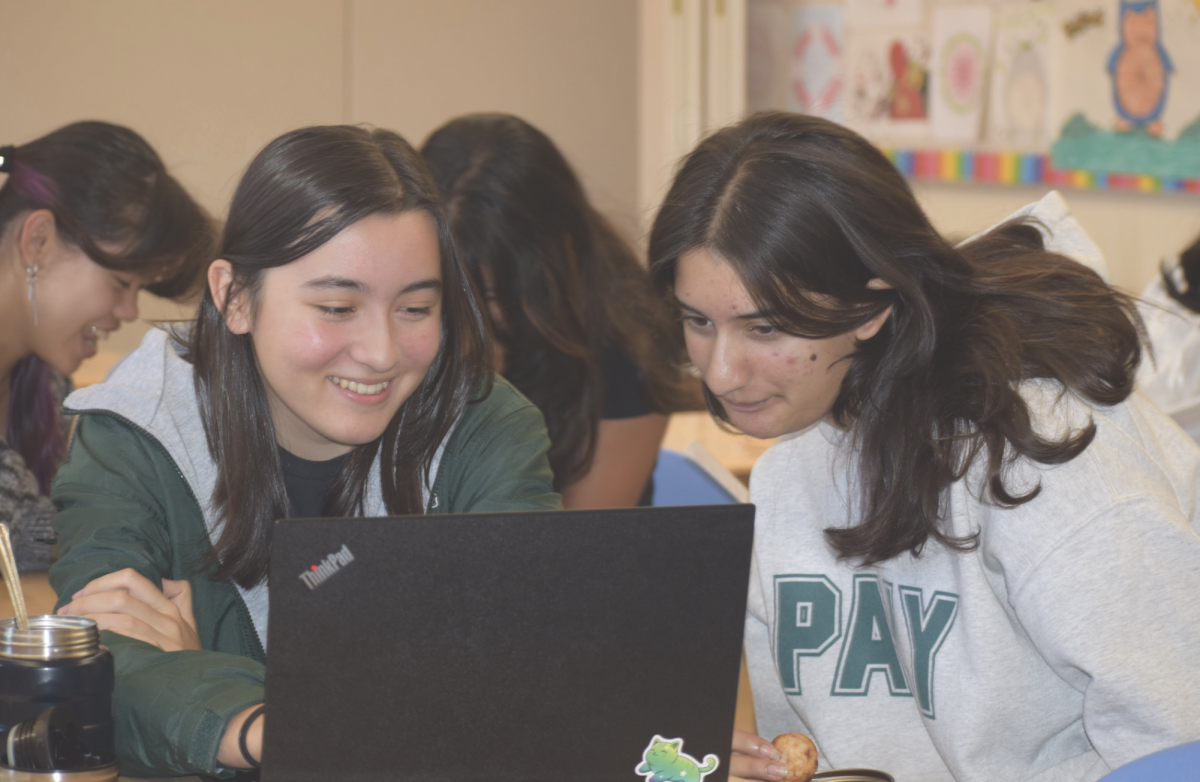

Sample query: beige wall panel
[911,184,1200,295]
[0,0,346,354]
[349,0,640,240]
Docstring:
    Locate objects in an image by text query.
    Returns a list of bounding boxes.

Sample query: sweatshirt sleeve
[1012,496,1200,775]
[436,379,561,514]
[50,414,264,778]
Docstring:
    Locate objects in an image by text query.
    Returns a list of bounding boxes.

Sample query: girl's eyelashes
[749,323,779,338]
[313,302,437,318]
[680,313,775,337]
[112,273,133,291]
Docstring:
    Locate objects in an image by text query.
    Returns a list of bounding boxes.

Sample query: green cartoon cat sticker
[636,736,719,782]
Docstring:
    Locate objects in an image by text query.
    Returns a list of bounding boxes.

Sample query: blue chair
[652,448,741,506]
[1097,740,1200,781]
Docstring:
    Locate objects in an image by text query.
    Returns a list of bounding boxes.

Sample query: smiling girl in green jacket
[49,125,559,778]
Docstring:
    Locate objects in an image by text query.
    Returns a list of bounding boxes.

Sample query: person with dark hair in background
[1137,231,1200,410]
[422,114,696,507]
[0,122,215,570]
[649,112,1200,780]
[49,125,559,777]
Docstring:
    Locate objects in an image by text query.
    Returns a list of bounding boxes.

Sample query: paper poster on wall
[929,5,994,143]
[845,28,932,139]
[987,3,1054,149]
[1050,0,1200,177]
[846,0,923,28]
[789,6,845,121]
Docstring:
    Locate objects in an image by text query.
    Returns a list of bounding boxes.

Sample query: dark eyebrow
[301,277,443,296]
[399,278,442,296]
[302,275,366,292]
[675,297,768,321]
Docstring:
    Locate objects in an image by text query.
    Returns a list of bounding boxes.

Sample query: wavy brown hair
[649,112,1141,565]
[187,125,489,588]
[422,114,694,490]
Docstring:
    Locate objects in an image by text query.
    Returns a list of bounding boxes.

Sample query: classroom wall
[645,0,1200,299]
[0,0,638,355]
[2,1,1196,359]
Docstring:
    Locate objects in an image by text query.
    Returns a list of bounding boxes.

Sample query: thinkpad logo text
[299,544,355,590]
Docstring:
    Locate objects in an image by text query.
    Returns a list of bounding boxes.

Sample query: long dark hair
[0,121,215,494]
[421,114,693,490]
[189,125,489,588]
[649,112,1141,565]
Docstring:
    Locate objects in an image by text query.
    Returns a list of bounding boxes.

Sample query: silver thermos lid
[0,616,102,661]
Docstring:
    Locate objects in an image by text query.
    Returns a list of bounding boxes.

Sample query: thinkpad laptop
[261,505,755,782]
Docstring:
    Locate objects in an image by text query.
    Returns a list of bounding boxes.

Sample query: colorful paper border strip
[883,148,1200,194]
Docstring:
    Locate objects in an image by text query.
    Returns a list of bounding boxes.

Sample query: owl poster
[1050,0,1200,177]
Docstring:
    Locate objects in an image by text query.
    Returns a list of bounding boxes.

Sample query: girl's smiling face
[673,247,889,439]
[32,243,142,374]
[10,210,143,376]
[214,210,444,461]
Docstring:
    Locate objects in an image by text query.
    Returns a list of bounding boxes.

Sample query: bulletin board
[746,0,1200,194]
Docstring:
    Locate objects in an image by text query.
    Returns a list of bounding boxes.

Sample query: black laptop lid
[262,505,754,782]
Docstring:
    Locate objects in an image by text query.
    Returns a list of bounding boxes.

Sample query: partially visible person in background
[1137,231,1200,411]
[0,122,215,570]
[422,114,696,507]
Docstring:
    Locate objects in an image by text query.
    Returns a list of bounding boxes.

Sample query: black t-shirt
[599,344,653,420]
[279,447,348,519]
[598,344,656,506]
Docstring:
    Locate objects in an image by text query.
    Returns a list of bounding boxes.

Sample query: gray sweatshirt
[745,192,1200,781]
[745,382,1200,782]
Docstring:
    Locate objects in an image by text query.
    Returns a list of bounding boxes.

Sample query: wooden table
[70,349,123,389]
[0,572,58,619]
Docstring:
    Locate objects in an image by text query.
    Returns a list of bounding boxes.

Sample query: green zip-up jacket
[49,328,559,778]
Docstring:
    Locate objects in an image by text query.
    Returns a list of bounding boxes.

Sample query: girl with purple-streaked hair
[0,122,216,570]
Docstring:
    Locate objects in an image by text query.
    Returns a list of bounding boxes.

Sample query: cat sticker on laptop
[636,736,719,782]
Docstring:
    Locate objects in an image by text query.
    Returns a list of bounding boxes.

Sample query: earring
[25,265,38,326]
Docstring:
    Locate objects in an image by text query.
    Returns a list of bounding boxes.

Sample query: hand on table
[58,568,200,652]
[731,728,786,781]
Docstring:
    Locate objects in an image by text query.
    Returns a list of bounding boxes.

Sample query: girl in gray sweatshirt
[647,112,1200,782]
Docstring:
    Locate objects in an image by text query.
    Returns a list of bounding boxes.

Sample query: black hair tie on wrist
[0,146,15,174]
[238,703,266,769]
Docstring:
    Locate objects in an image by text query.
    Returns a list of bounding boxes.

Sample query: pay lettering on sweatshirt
[774,574,960,718]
